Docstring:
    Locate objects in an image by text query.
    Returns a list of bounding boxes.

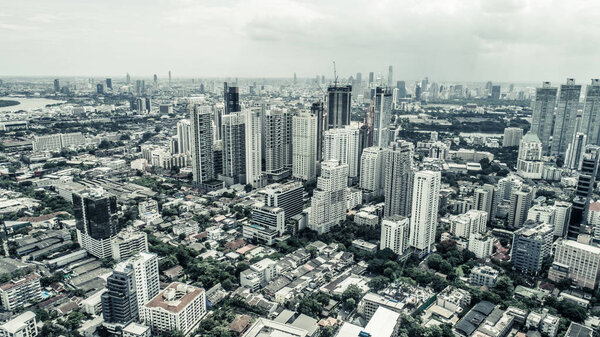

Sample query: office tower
[245,108,263,187]
[372,87,392,147]
[359,147,385,197]
[409,170,441,256]
[474,184,497,223]
[190,105,215,186]
[327,85,352,129]
[491,85,501,100]
[309,160,349,234]
[224,83,241,115]
[53,79,60,92]
[414,85,421,101]
[263,109,292,181]
[549,238,600,289]
[292,113,318,182]
[168,70,171,83]
[74,189,120,259]
[252,203,286,236]
[102,268,138,330]
[0,273,42,311]
[503,127,523,147]
[421,77,429,91]
[126,73,131,84]
[569,147,600,238]
[565,132,587,170]
[112,252,159,321]
[531,82,558,150]
[396,81,407,98]
[135,80,142,95]
[582,79,600,146]
[97,83,104,94]
[221,113,246,185]
[449,210,488,239]
[516,133,544,179]
[552,79,582,156]
[368,72,374,85]
[311,102,325,162]
[383,141,414,217]
[508,185,535,228]
[323,126,360,180]
[142,283,206,336]
[380,216,410,255]
[106,78,113,90]
[554,201,572,237]
[511,220,553,274]
[176,119,192,154]
[153,74,157,85]
[260,181,304,220]
[387,65,393,87]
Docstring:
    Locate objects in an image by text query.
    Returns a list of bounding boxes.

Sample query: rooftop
[145,282,204,314]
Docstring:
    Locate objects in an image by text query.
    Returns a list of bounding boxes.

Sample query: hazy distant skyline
[1,0,599,82]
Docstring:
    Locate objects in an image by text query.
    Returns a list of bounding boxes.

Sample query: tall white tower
[323,126,360,179]
[409,170,441,256]
[292,113,318,182]
[245,108,263,188]
[309,160,348,234]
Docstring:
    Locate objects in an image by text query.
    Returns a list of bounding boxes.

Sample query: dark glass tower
[568,147,600,239]
[101,268,138,328]
[73,191,119,240]
[327,85,352,129]
[310,101,325,162]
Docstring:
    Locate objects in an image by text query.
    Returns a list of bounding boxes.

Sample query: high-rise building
[569,147,600,238]
[372,87,393,147]
[474,184,497,223]
[511,220,553,274]
[126,73,131,84]
[106,78,113,90]
[503,127,523,147]
[383,141,414,217]
[53,79,60,92]
[292,113,318,182]
[449,210,488,239]
[327,85,352,129]
[549,238,600,289]
[176,120,191,154]
[396,81,406,99]
[221,113,246,185]
[531,82,558,151]
[387,66,393,87]
[190,105,215,186]
[409,170,441,256]
[260,182,304,220]
[380,216,410,255]
[102,267,138,330]
[168,70,171,83]
[552,79,582,156]
[554,201,572,237]
[508,185,535,228]
[245,108,263,187]
[323,126,360,180]
[224,83,241,115]
[359,147,385,197]
[516,133,544,179]
[97,83,104,94]
[565,132,587,170]
[74,189,120,259]
[491,85,501,100]
[582,79,600,146]
[310,102,325,162]
[142,283,206,337]
[110,229,148,261]
[251,203,286,236]
[309,160,348,234]
[263,109,292,181]
[368,72,374,85]
[153,74,157,85]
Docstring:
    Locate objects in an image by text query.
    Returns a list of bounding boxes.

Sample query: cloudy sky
[1,0,599,82]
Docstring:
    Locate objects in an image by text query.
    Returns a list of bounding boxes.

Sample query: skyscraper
[53,79,60,92]
[126,73,131,84]
[396,81,407,99]
[221,113,246,185]
[327,85,352,129]
[176,119,191,154]
[73,189,120,259]
[311,102,325,162]
[101,267,138,331]
[502,127,523,147]
[380,216,410,255]
[224,83,241,114]
[582,79,600,146]
[516,133,544,179]
[372,87,393,147]
[474,184,497,223]
[106,78,113,90]
[508,185,535,228]
[323,126,361,180]
[491,85,501,100]
[387,65,393,87]
[531,82,558,151]
[190,105,215,186]
[292,113,318,182]
[153,74,157,85]
[168,70,171,83]
[368,72,374,85]
[97,83,104,94]
[565,132,587,170]
[359,147,385,197]
[569,146,600,238]
[263,109,292,181]
[409,170,441,256]
[245,108,263,188]
[309,160,348,234]
[383,141,414,217]
[552,79,582,156]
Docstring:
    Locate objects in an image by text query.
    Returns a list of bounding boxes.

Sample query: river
[0,97,66,112]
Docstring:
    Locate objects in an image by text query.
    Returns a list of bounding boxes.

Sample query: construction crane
[333,61,338,87]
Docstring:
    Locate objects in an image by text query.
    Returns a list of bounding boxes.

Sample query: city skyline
[1,0,599,81]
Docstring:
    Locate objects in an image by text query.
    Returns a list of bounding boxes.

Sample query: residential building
[582,79,600,146]
[470,266,499,287]
[292,113,318,182]
[468,233,494,259]
[245,108,263,187]
[260,182,304,220]
[359,147,385,197]
[508,185,535,228]
[517,133,544,179]
[531,82,558,150]
[240,258,277,291]
[0,273,42,311]
[549,238,600,289]
[327,85,352,129]
[409,170,441,256]
[176,119,191,154]
[323,126,361,180]
[511,221,553,274]
[309,160,348,234]
[474,184,497,223]
[0,311,38,337]
[372,87,393,147]
[383,140,414,217]
[102,267,138,331]
[503,127,523,147]
[221,113,246,185]
[111,229,148,261]
[552,79,582,156]
[449,210,488,239]
[190,105,215,186]
[380,216,410,255]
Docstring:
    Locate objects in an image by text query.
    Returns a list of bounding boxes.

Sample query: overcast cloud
[0,0,599,82]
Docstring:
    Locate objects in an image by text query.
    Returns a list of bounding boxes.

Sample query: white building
[359,147,385,196]
[470,265,499,287]
[0,311,38,337]
[0,273,42,311]
[467,233,494,259]
[292,113,318,182]
[449,210,488,239]
[309,160,348,234]
[380,216,410,255]
[245,108,263,187]
[176,119,192,154]
[549,238,600,289]
[503,127,523,147]
[409,170,441,256]
[323,126,360,179]
[240,258,278,291]
[383,140,414,217]
[111,228,148,261]
[554,201,572,237]
[516,133,544,179]
[142,283,206,337]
